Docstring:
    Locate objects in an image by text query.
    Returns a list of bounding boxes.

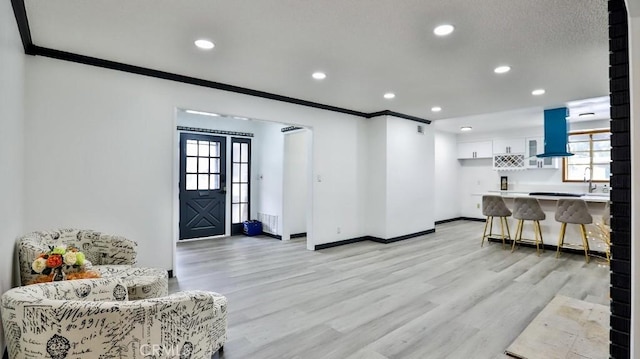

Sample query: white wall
[365,116,388,238]
[23,56,368,270]
[434,131,460,221]
[283,130,309,235]
[385,116,435,238]
[253,122,285,235]
[0,0,24,352]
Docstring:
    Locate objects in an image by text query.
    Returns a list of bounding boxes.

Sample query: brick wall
[608,0,631,357]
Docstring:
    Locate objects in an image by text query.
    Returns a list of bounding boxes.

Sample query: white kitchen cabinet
[525,137,558,169]
[457,141,492,159]
[492,138,525,154]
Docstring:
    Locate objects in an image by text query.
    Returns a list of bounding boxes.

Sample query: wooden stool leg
[481,216,491,247]
[511,219,523,252]
[499,217,506,249]
[579,224,590,263]
[556,222,567,258]
[535,220,545,253]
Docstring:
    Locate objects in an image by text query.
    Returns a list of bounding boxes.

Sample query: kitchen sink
[528,192,584,197]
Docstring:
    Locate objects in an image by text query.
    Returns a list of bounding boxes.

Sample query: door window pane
[209,174,220,190]
[186,140,198,156]
[241,143,249,162]
[198,157,209,173]
[232,184,240,203]
[210,142,220,157]
[240,203,248,222]
[186,174,197,190]
[233,143,241,162]
[232,164,240,182]
[232,204,240,224]
[210,158,220,173]
[240,164,249,182]
[240,184,249,202]
[198,141,209,157]
[198,174,208,190]
[186,157,197,173]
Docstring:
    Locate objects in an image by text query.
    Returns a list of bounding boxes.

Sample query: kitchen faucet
[584,166,597,193]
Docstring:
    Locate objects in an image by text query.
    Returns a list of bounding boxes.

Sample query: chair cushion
[555,199,593,224]
[482,195,512,217]
[513,197,546,221]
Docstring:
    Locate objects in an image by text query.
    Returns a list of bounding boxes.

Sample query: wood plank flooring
[170,220,610,359]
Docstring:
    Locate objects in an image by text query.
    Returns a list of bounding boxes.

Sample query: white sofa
[1,277,227,359]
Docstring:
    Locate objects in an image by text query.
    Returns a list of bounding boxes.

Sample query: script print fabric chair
[17,228,137,286]
[1,277,227,359]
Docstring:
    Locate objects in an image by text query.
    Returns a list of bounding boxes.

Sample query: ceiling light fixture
[460,126,472,131]
[578,112,595,117]
[494,65,511,74]
[233,116,249,121]
[532,89,546,96]
[431,106,442,112]
[434,24,455,36]
[384,92,396,99]
[185,110,220,117]
[312,72,327,80]
[194,39,215,50]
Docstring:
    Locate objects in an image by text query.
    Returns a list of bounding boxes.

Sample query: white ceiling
[24,0,610,126]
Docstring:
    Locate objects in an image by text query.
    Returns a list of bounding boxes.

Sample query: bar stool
[555,198,593,263]
[481,195,512,249]
[511,197,546,255]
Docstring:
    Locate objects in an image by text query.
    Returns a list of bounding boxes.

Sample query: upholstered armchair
[1,278,228,359]
[17,228,137,286]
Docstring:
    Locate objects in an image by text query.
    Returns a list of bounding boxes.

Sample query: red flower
[46,254,63,268]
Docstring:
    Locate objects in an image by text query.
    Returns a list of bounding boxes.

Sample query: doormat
[505,295,609,359]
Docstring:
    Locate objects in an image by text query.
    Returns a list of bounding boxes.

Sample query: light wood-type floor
[169,220,610,359]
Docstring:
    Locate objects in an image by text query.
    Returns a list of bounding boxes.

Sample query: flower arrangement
[31,245,87,275]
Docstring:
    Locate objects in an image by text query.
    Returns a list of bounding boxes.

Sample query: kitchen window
[562,129,611,182]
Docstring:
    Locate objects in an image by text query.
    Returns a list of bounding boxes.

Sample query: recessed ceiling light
[532,89,546,96]
[460,126,472,131]
[431,106,442,112]
[434,24,455,36]
[384,92,396,99]
[233,116,249,121]
[185,110,219,117]
[312,72,327,80]
[494,65,511,74]
[578,112,595,117]
[194,39,215,50]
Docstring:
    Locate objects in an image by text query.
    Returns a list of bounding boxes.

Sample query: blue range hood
[537,107,574,158]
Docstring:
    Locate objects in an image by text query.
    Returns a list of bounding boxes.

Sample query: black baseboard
[168,269,173,278]
[290,232,307,239]
[315,237,369,250]
[315,229,436,250]
[261,232,283,240]
[435,217,485,224]
[460,217,486,222]
[368,229,436,244]
[486,237,607,256]
[435,217,464,225]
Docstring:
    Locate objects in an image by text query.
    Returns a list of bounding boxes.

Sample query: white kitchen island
[474,191,610,255]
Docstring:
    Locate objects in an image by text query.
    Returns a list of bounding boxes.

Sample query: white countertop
[478,191,610,203]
